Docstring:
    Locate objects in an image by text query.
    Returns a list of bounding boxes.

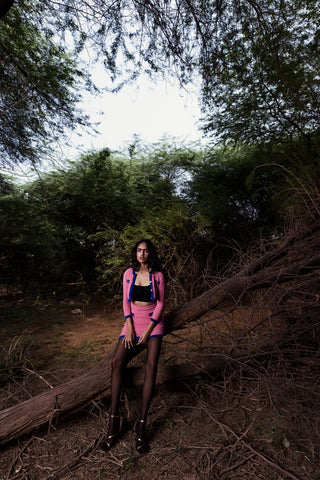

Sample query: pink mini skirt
[119,303,165,338]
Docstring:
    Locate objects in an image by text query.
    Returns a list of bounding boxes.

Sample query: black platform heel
[101,415,121,451]
[135,419,150,454]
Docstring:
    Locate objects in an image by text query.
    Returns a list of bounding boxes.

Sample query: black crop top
[131,284,152,302]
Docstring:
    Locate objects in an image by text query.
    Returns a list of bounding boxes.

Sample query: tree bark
[1,253,319,446]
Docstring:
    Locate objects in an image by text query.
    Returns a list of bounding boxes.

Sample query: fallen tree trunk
[1,252,320,446]
[165,253,320,332]
[126,355,227,388]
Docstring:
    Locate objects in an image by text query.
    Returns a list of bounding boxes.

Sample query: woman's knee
[111,345,127,371]
[146,338,162,367]
[145,354,160,378]
[111,356,122,372]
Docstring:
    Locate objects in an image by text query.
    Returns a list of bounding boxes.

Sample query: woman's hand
[137,323,155,345]
[137,330,149,345]
[123,323,135,349]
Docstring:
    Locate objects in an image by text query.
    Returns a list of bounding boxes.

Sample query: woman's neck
[138,264,149,273]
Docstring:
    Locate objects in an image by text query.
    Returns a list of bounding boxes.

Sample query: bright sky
[66,70,205,158]
[8,67,206,181]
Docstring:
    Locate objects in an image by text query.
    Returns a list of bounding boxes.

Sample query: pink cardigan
[122,268,165,323]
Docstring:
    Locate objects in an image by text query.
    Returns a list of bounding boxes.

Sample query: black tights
[109,336,162,425]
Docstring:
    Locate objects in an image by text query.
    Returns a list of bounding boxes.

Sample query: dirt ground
[0,292,319,480]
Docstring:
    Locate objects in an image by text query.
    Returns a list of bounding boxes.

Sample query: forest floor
[0,289,319,480]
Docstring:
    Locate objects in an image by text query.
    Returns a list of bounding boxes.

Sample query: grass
[62,339,106,368]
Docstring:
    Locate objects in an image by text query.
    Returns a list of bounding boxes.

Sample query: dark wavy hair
[131,239,162,273]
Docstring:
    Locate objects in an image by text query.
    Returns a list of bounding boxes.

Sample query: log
[1,252,320,446]
[125,355,228,388]
[0,349,115,446]
[165,253,320,332]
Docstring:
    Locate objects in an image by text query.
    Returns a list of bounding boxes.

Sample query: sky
[64,69,206,159]
[9,66,207,181]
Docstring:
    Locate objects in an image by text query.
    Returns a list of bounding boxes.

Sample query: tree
[201,1,320,145]
[20,149,134,285]
[126,138,199,215]
[185,145,287,243]
[0,180,58,291]
[92,198,211,304]
[34,0,320,146]
[0,0,90,169]
[3,1,319,169]
[0,141,201,292]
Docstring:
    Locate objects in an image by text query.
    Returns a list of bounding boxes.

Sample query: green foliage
[34,148,132,232]
[0,0,90,168]
[127,137,200,213]
[17,148,134,285]
[2,1,319,169]
[0,177,58,290]
[201,1,320,144]
[185,133,320,245]
[185,145,285,243]
[92,199,210,304]
[20,0,319,146]
[0,142,200,293]
[2,135,320,299]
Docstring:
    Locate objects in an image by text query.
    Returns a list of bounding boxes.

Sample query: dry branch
[43,434,102,480]
[1,248,320,447]
[203,408,304,480]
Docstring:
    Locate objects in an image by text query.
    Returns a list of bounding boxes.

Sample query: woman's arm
[138,272,165,344]
[124,316,135,348]
[122,269,135,348]
[150,272,165,323]
[122,269,133,319]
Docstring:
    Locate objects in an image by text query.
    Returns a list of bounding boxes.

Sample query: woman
[102,239,165,453]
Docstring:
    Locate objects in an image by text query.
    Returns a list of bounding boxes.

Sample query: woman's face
[136,242,150,265]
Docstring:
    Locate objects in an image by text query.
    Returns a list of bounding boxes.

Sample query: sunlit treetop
[1,0,320,169]
[24,0,320,143]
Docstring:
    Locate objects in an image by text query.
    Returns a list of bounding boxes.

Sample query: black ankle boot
[101,415,121,451]
[135,419,150,454]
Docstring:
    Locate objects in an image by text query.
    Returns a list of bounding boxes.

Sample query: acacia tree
[2,143,194,290]
[201,1,320,145]
[185,145,284,243]
[0,0,91,169]
[2,1,319,169]
[36,0,320,146]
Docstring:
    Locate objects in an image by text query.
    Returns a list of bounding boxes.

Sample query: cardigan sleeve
[122,269,133,319]
[150,271,165,323]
